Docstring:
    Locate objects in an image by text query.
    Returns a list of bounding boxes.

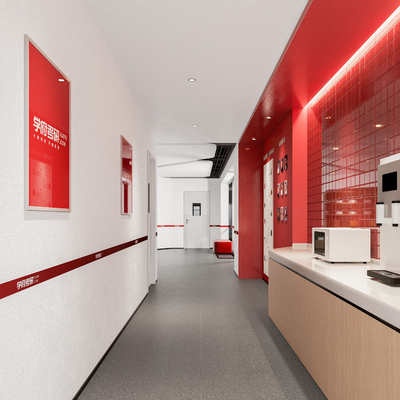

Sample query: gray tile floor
[77,249,327,400]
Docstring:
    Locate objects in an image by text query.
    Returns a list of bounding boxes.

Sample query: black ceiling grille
[208,144,235,179]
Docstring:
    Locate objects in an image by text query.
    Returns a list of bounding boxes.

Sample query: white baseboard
[292,243,310,250]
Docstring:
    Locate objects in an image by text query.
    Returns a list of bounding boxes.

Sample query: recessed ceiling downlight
[192,124,198,128]
[188,78,196,82]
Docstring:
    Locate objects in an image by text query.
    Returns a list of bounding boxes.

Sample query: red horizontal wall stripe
[157,225,184,228]
[157,224,234,228]
[0,236,147,300]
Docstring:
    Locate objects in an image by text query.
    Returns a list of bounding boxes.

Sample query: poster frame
[24,35,71,212]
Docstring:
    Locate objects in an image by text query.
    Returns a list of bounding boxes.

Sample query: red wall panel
[238,142,263,279]
[307,13,400,259]
[263,113,293,248]
[292,108,308,244]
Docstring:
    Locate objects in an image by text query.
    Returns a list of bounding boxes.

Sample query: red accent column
[238,141,263,279]
[292,108,308,244]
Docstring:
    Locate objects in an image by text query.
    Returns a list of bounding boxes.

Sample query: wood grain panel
[388,327,400,399]
[269,259,388,400]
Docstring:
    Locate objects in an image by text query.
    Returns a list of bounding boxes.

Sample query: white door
[264,159,274,277]
[147,152,157,287]
[184,191,210,248]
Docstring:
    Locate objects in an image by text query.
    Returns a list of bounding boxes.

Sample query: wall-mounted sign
[263,148,275,161]
[25,36,70,211]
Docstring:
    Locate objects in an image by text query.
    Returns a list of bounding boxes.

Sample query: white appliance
[376,153,400,269]
[312,227,370,263]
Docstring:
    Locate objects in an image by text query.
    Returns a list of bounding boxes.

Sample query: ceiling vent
[207,144,236,179]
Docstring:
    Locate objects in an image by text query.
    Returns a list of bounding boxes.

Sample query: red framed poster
[25,36,70,211]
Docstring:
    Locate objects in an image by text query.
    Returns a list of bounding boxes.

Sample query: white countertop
[269,247,400,330]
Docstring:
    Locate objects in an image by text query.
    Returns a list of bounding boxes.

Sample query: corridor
[77,249,326,400]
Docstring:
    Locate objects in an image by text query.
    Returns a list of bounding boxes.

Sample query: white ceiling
[157,143,216,166]
[157,143,216,177]
[83,0,309,176]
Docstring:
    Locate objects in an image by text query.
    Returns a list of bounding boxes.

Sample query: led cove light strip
[308,5,400,107]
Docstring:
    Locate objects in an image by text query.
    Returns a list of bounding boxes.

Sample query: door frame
[263,158,274,280]
[147,151,157,287]
[183,191,210,249]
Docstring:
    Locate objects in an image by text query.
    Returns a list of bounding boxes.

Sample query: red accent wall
[238,141,263,279]
[292,108,308,244]
[263,113,293,248]
[307,12,400,259]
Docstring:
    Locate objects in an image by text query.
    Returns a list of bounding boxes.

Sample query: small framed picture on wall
[285,155,288,170]
[121,136,133,214]
[277,183,280,197]
[277,207,280,221]
[277,160,280,174]
[284,180,288,195]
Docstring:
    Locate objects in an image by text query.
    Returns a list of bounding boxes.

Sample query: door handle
[186,219,190,223]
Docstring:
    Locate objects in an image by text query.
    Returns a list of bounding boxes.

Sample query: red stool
[213,240,232,254]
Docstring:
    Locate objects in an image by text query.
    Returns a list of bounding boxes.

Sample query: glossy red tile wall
[307,12,400,259]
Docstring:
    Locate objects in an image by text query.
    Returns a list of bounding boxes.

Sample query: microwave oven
[312,228,370,263]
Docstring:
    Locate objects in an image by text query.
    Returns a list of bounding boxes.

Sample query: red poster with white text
[27,38,70,211]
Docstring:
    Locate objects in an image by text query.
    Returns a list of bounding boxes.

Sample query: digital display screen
[382,171,397,192]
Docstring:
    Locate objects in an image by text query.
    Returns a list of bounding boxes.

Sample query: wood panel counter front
[268,248,400,400]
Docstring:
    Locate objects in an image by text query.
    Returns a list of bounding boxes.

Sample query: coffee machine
[369,154,400,284]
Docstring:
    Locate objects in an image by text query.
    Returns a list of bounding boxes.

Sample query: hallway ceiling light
[252,137,256,141]
[188,78,196,82]
[58,78,65,82]
[266,116,272,119]
[375,124,384,128]
[192,124,198,128]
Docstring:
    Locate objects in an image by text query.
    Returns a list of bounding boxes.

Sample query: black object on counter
[367,270,400,285]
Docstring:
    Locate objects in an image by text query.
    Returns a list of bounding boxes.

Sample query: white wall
[0,1,156,399]
[157,147,238,260]
[220,183,230,239]
[157,178,221,248]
